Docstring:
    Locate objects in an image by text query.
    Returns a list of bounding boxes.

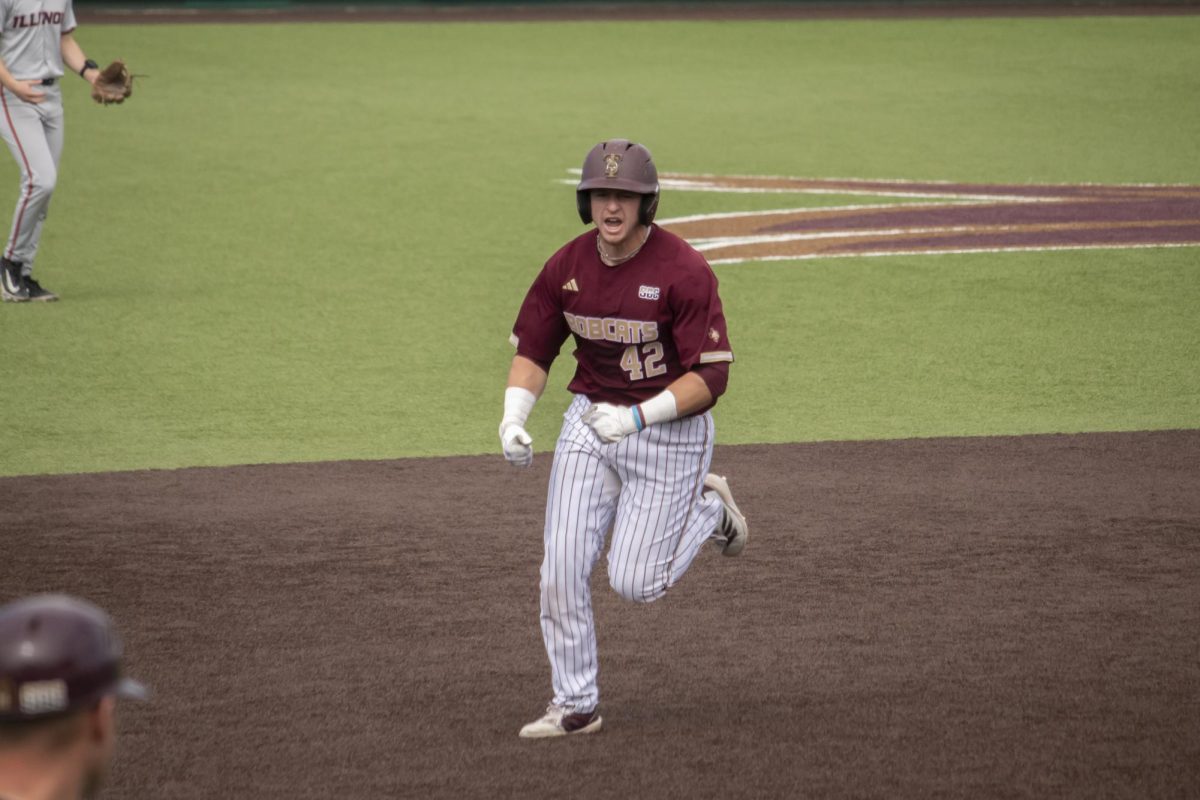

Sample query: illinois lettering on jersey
[511,225,733,407]
[0,0,77,79]
[8,10,65,27]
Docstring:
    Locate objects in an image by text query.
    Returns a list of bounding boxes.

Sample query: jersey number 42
[620,342,667,381]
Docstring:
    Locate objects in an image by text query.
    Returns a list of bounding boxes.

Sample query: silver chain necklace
[597,226,651,266]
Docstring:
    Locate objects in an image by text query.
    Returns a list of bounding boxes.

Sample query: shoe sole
[27,294,58,302]
[518,715,603,739]
[704,474,748,556]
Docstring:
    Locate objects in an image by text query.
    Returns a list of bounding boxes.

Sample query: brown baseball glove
[91,60,134,105]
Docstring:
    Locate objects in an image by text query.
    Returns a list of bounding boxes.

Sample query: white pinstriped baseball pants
[540,394,725,713]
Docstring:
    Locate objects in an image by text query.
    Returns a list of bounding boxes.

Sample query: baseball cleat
[518,705,602,739]
[24,277,58,302]
[704,473,748,556]
[1,259,28,302]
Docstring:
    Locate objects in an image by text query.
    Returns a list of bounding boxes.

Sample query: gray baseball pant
[0,83,64,276]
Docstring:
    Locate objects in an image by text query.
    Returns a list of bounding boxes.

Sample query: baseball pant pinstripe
[540,394,725,713]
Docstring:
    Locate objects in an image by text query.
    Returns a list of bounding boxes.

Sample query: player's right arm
[499,258,570,468]
[0,3,47,104]
[0,58,46,104]
[507,355,549,397]
[499,356,548,468]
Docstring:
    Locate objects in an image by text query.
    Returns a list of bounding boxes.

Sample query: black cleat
[1,258,28,302]
[24,276,58,302]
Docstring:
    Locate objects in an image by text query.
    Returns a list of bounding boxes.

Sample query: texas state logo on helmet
[576,139,661,225]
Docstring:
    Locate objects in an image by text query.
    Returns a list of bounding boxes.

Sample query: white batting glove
[499,422,534,468]
[582,403,644,444]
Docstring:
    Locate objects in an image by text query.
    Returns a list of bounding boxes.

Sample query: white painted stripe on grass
[691,219,1200,249]
[656,171,1200,190]
[556,176,1065,202]
[705,242,1200,265]
[660,183,1030,201]
[657,201,993,225]
[566,168,1200,191]
[656,178,1010,200]
[658,176,1050,201]
[689,225,1030,251]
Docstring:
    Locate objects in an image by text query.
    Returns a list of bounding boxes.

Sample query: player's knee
[29,170,57,198]
[540,574,578,613]
[608,570,667,605]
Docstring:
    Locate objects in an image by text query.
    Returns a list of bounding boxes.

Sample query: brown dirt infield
[4,430,1198,798]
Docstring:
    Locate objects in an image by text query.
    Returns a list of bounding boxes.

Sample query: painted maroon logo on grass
[651,175,1200,264]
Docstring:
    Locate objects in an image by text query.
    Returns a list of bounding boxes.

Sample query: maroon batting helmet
[0,595,148,721]
[576,139,660,226]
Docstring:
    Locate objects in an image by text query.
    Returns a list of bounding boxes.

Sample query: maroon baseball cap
[0,595,148,720]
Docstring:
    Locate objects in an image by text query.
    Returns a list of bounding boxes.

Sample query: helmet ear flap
[577,191,592,224]
[639,192,659,225]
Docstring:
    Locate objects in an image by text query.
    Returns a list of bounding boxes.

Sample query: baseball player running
[0,0,130,303]
[500,139,748,738]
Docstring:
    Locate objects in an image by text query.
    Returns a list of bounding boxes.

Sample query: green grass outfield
[1,15,1198,476]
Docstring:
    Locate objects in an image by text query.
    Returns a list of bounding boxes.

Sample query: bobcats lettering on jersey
[512,224,733,406]
[563,312,659,345]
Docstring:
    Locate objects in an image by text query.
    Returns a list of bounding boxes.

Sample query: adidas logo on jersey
[638,285,661,301]
[563,278,579,292]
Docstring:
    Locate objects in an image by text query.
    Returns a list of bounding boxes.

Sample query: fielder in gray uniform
[0,0,105,302]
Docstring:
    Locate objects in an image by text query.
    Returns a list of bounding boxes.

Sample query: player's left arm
[584,263,732,443]
[664,371,712,415]
[59,32,100,86]
[583,365,726,443]
[499,259,570,467]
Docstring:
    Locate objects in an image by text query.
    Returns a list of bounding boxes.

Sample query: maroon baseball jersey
[510,225,734,407]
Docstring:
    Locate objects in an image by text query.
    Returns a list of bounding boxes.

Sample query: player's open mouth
[603,216,623,231]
